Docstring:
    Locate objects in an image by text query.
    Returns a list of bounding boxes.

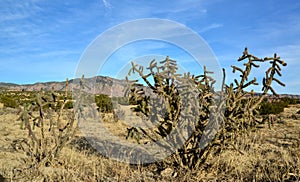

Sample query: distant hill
[0,76,127,97]
[1,76,300,99]
[0,82,19,88]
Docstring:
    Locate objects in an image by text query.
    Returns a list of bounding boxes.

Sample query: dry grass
[0,104,299,181]
[205,123,300,181]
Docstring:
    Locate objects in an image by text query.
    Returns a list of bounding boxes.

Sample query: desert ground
[0,103,299,181]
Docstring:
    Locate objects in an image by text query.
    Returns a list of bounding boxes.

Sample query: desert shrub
[259,100,288,115]
[125,48,287,170]
[0,94,18,108]
[259,97,299,115]
[95,94,113,113]
[281,97,300,105]
[0,90,74,110]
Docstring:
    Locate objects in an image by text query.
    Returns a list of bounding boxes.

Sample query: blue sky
[0,0,300,94]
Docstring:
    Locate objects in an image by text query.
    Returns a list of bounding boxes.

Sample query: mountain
[1,76,300,99]
[0,76,128,97]
[0,82,19,88]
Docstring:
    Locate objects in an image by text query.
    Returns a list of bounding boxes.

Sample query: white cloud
[200,23,223,33]
[102,0,208,24]
[37,50,79,57]
[0,13,27,22]
[0,0,43,22]
[102,0,112,9]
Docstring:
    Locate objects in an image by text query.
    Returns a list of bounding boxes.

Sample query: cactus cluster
[15,78,78,176]
[125,48,287,169]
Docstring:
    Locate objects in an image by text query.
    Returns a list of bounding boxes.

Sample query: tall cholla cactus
[224,48,287,134]
[125,56,222,168]
[126,56,182,137]
[125,48,287,170]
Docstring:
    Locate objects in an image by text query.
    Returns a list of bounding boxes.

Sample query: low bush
[259,100,288,115]
[259,97,300,115]
[95,94,113,113]
[0,94,18,108]
[281,97,300,105]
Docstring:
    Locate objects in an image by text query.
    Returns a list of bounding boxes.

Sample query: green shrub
[95,94,113,113]
[0,94,18,108]
[259,100,287,115]
[280,97,300,105]
[259,97,299,115]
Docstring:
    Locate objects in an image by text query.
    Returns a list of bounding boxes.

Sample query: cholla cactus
[224,48,287,133]
[16,77,78,177]
[125,56,222,168]
[125,48,286,169]
[126,56,182,137]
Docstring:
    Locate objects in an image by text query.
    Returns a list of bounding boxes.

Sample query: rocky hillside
[0,76,127,97]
